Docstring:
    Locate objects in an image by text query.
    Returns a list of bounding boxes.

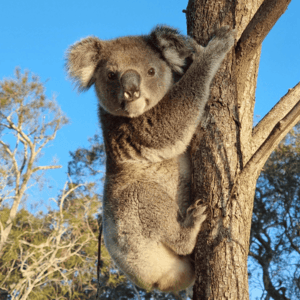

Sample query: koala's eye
[147,68,155,76]
[108,72,117,80]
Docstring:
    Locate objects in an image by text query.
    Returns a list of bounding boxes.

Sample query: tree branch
[235,0,292,165]
[282,220,300,255]
[3,115,33,149]
[252,82,300,155]
[236,0,291,60]
[260,257,290,300]
[0,140,21,196]
[246,98,300,175]
[19,138,28,175]
[36,129,58,156]
[235,0,291,166]
[32,165,62,173]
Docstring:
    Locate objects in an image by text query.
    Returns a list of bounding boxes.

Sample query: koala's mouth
[121,98,149,109]
[119,97,149,117]
[120,100,138,112]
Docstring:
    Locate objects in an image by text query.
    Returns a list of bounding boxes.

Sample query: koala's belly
[102,152,193,290]
[102,152,192,246]
[143,152,192,213]
[111,151,191,203]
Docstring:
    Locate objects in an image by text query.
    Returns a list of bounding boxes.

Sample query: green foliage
[0,68,69,135]
[68,133,105,183]
[0,68,69,226]
[0,185,100,300]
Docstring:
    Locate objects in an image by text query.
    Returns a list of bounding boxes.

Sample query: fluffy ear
[148,25,196,74]
[66,37,103,91]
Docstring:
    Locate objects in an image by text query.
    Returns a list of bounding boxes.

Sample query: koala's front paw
[184,200,207,228]
[207,26,235,56]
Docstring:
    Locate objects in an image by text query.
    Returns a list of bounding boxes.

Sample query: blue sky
[1,0,299,200]
[1,1,299,298]
[1,0,206,204]
[1,0,299,211]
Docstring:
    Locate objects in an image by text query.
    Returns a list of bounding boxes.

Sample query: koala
[66,25,235,293]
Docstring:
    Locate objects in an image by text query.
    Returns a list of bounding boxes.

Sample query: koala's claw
[187,200,205,213]
[185,201,207,227]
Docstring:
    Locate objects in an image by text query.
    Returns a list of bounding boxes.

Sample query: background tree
[249,125,300,300]
[0,70,101,300]
[0,183,100,300]
[68,133,106,183]
[182,0,300,299]
[0,69,68,254]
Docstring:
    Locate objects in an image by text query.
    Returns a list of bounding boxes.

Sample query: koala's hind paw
[185,201,207,227]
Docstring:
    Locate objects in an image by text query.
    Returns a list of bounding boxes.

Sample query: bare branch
[252,82,300,154]
[260,258,289,300]
[236,0,291,60]
[0,221,4,248]
[35,128,58,156]
[0,140,13,157]
[282,219,300,255]
[286,234,300,254]
[13,131,21,157]
[246,99,300,174]
[236,0,292,161]
[32,165,62,173]
[0,140,21,193]
[19,240,50,249]
[4,115,33,149]
[0,122,11,130]
[0,122,28,147]
[19,141,28,175]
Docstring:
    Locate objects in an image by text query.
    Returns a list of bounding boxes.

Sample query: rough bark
[185,0,296,299]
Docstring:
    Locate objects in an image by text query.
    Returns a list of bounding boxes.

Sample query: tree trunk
[185,0,297,299]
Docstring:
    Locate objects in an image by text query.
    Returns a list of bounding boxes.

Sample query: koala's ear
[148,25,195,74]
[66,37,103,91]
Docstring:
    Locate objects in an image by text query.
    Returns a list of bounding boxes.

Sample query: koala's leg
[137,181,206,256]
[107,181,204,292]
[161,201,207,256]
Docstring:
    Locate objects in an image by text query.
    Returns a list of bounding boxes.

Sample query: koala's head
[66,26,195,118]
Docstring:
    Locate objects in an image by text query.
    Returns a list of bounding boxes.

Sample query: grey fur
[66,25,235,293]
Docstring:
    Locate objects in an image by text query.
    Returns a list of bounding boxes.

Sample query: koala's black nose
[121,69,141,101]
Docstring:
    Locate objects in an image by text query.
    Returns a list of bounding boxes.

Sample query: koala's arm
[102,27,235,163]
